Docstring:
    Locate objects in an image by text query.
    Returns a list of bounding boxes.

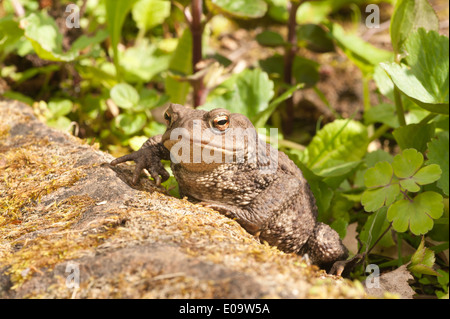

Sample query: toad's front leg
[110,135,171,185]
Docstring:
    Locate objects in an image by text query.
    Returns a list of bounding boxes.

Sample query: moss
[0,139,86,222]
[0,129,126,288]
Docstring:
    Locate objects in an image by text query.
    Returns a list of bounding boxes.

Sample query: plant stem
[190,0,206,108]
[362,76,371,112]
[283,0,301,134]
[11,0,25,17]
[365,222,393,257]
[369,124,390,143]
[397,232,403,266]
[419,113,438,125]
[394,87,407,126]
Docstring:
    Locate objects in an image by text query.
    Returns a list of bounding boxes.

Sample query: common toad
[111,104,348,271]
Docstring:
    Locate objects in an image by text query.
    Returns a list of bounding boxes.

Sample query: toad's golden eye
[212,115,230,131]
[164,112,172,126]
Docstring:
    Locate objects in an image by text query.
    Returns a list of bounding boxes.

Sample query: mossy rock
[0,99,367,299]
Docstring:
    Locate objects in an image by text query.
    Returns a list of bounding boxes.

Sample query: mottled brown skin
[111,104,348,271]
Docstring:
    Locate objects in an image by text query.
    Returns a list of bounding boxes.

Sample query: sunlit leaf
[390,0,439,55]
[207,0,268,19]
[110,83,139,109]
[387,191,444,235]
[20,12,78,62]
[392,149,424,179]
[202,68,274,121]
[381,29,449,114]
[427,131,449,196]
[301,119,369,172]
[115,113,147,136]
[364,161,394,188]
[409,238,439,276]
[361,184,400,213]
[132,0,170,33]
[392,123,436,153]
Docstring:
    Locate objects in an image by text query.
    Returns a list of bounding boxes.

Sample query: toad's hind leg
[299,222,348,271]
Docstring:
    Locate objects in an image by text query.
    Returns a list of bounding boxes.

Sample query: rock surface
[0,99,367,299]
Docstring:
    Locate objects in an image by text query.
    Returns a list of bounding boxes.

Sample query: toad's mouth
[163,132,258,167]
[163,136,239,156]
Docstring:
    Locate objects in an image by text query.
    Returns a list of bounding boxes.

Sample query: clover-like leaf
[392,149,442,192]
[361,184,400,213]
[364,161,393,188]
[392,148,423,179]
[412,164,442,185]
[362,161,400,212]
[387,191,444,235]
[399,164,442,193]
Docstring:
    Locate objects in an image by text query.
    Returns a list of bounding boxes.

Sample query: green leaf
[296,1,333,25]
[319,161,362,189]
[105,0,138,79]
[202,68,274,121]
[392,149,423,179]
[2,91,34,106]
[381,29,449,115]
[360,207,395,252]
[409,238,439,276]
[390,0,439,55]
[361,184,400,212]
[165,29,193,104]
[110,83,140,109]
[387,191,444,235]
[253,83,303,128]
[364,162,394,188]
[427,131,449,196]
[362,161,402,212]
[132,0,171,33]
[20,12,78,62]
[267,0,289,22]
[0,16,24,53]
[392,123,436,153]
[48,99,73,118]
[330,23,392,76]
[297,24,334,53]
[115,113,147,136]
[293,57,320,88]
[121,40,170,83]
[70,29,109,53]
[412,164,442,186]
[392,149,441,192]
[128,136,148,151]
[399,179,421,193]
[301,119,369,172]
[47,116,72,132]
[206,0,268,19]
[294,159,333,214]
[162,176,180,198]
[256,30,285,47]
[364,103,399,128]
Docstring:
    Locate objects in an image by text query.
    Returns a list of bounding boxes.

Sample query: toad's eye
[212,115,230,131]
[164,112,172,125]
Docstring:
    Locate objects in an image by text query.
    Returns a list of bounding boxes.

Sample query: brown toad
[111,103,348,271]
